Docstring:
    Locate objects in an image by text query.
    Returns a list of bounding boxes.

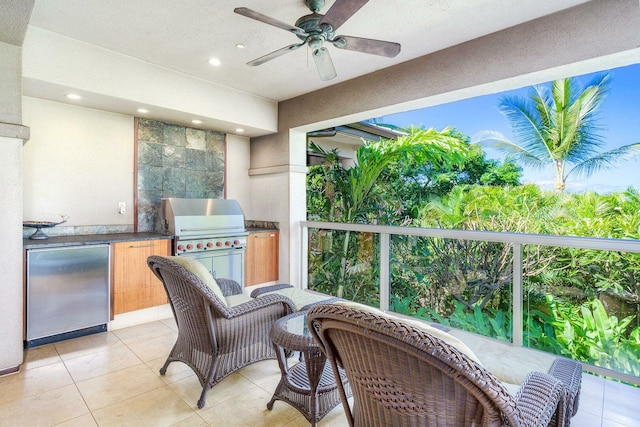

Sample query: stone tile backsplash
[137,118,226,232]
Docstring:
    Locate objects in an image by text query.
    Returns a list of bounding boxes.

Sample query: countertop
[23,232,172,250]
[246,228,279,234]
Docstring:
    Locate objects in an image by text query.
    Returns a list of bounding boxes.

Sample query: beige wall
[225,133,252,217]
[0,41,23,124]
[22,97,135,226]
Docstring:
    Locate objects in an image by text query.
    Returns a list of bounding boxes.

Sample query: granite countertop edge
[23,232,173,250]
[246,227,279,233]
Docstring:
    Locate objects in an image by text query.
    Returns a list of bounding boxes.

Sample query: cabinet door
[112,239,170,315]
[245,232,279,286]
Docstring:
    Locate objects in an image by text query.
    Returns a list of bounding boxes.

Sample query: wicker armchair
[308,303,568,427]
[147,255,295,408]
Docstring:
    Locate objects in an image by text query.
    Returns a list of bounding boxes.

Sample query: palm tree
[474,75,640,191]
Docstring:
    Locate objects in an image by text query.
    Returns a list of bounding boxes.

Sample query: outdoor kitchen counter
[23,232,172,250]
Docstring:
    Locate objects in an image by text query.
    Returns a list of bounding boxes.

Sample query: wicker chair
[147,255,295,408]
[308,303,568,427]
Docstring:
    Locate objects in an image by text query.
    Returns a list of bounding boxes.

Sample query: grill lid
[160,198,246,238]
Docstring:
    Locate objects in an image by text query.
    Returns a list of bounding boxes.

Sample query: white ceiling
[27,0,592,103]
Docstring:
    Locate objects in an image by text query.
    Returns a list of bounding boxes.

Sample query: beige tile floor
[1,318,638,426]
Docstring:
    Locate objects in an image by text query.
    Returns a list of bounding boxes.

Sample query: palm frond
[498,96,552,159]
[566,142,640,178]
[472,130,547,169]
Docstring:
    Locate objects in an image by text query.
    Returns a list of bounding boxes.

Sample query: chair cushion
[449,328,556,385]
[257,287,334,311]
[169,256,228,306]
[333,300,482,365]
[226,293,253,307]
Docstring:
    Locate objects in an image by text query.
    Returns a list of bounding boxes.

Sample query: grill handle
[179,227,244,233]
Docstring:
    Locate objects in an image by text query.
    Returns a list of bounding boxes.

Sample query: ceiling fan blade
[234,7,306,37]
[247,43,304,66]
[319,0,368,31]
[334,35,401,57]
[313,47,337,81]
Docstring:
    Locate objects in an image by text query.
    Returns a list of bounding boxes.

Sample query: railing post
[380,233,390,311]
[512,242,523,347]
[301,225,308,290]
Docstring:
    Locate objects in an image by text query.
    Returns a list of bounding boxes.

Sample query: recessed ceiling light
[236,44,245,49]
[235,128,245,133]
[66,93,82,100]
[192,119,203,125]
[137,108,149,114]
[208,57,221,66]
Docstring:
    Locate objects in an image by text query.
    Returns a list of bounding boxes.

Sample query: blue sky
[377,63,640,193]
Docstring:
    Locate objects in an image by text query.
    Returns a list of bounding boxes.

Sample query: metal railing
[300,220,640,385]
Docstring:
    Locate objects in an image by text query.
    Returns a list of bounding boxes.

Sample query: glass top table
[267,311,351,426]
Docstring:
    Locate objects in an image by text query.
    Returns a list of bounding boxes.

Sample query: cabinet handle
[128,243,156,248]
[254,234,275,238]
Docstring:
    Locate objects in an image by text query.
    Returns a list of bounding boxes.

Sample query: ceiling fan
[234,0,401,81]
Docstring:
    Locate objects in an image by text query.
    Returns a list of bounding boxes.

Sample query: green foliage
[421,300,513,342]
[536,297,640,375]
[308,127,471,302]
[308,127,469,224]
[376,134,522,219]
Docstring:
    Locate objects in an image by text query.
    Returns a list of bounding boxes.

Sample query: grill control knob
[196,243,203,249]
[186,244,193,250]
[206,242,213,248]
[233,240,240,246]
[177,245,184,251]
[216,241,223,247]
[225,241,231,246]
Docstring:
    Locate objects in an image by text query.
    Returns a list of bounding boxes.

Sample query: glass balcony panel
[523,245,640,379]
[388,234,514,342]
[307,228,381,306]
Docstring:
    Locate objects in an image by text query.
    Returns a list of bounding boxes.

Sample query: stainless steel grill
[160,198,248,285]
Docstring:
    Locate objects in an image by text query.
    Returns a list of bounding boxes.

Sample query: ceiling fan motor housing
[305,0,325,12]
[294,12,336,49]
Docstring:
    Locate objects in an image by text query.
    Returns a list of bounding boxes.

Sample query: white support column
[301,225,308,289]
[0,124,29,374]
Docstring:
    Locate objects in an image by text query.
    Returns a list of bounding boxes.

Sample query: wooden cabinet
[245,231,279,286]
[111,239,170,315]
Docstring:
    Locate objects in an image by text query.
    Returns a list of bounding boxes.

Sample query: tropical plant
[307,127,470,300]
[536,296,640,376]
[473,75,640,191]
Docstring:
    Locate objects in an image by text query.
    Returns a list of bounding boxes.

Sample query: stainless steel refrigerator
[26,244,110,346]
